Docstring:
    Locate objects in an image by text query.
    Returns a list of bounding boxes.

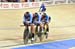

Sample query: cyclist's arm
[29,13,33,23]
[46,15,50,23]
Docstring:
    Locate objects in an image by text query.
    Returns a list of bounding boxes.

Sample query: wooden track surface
[0,4,75,41]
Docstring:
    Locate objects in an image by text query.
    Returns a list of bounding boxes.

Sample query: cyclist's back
[32,12,41,25]
[40,3,46,12]
[41,13,50,23]
[23,12,33,26]
[41,13,51,39]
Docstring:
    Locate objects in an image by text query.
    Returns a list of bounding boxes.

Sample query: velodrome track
[0,4,75,49]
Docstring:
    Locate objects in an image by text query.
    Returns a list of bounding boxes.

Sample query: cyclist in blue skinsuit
[32,12,42,39]
[23,12,34,42]
[32,12,41,26]
[41,13,51,39]
[23,12,33,26]
[39,3,46,14]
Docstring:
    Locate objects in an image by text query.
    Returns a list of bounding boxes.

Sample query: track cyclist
[23,12,35,44]
[41,13,51,39]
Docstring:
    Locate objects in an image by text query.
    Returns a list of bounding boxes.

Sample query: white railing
[0,0,75,9]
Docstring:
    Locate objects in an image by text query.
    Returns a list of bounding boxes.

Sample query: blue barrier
[12,39,75,49]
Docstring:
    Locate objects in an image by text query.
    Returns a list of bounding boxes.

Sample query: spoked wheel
[30,33,34,44]
[39,33,43,42]
[24,29,36,44]
[38,27,45,42]
[23,28,29,44]
[44,32,48,39]
[44,24,48,39]
[38,32,44,42]
[34,34,38,42]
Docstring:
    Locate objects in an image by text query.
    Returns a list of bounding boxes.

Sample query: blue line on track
[12,39,75,49]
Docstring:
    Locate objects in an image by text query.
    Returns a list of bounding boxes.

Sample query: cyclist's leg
[36,24,40,33]
[31,24,36,40]
[44,23,49,39]
[28,25,31,33]
[38,23,44,41]
[47,24,49,32]
[45,23,49,32]
[38,24,40,33]
[40,23,44,32]
[36,24,40,38]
